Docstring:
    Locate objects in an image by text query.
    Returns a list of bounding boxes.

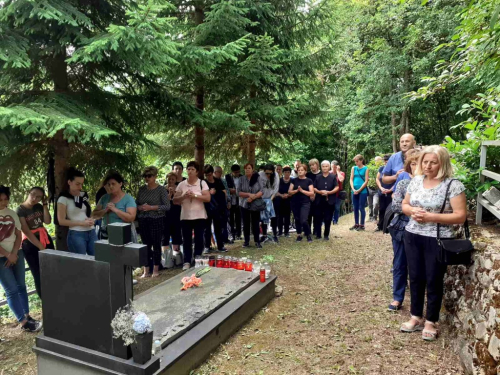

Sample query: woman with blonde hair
[349,154,369,231]
[400,146,467,341]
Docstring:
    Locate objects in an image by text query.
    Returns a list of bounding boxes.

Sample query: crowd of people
[0,133,468,342]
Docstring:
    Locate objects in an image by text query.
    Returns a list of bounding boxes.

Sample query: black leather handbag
[436,179,474,265]
[248,198,266,212]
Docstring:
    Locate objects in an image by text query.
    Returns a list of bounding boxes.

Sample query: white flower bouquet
[111,303,152,346]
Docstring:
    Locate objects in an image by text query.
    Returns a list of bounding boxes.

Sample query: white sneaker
[182,262,191,271]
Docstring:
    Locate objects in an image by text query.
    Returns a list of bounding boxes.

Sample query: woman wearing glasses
[136,166,169,278]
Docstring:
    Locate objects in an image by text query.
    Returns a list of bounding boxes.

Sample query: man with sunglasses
[136,166,169,277]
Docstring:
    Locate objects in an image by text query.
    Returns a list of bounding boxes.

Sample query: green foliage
[442,88,500,202]
[366,159,385,190]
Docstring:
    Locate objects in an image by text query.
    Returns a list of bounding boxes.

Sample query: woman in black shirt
[288,164,315,242]
[313,161,339,240]
[204,165,227,252]
[275,167,293,237]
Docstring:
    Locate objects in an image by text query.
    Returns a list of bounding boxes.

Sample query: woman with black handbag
[401,146,467,341]
[238,163,264,249]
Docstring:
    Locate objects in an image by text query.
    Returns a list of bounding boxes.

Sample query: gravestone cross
[39,223,148,359]
[94,223,148,358]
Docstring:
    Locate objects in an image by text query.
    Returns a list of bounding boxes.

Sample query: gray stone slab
[134,268,258,345]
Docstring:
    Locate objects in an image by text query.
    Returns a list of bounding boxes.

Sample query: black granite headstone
[40,224,147,359]
[40,251,114,354]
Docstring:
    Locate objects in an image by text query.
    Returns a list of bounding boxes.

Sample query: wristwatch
[194,194,198,198]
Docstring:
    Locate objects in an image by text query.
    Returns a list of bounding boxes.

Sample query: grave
[33,223,276,375]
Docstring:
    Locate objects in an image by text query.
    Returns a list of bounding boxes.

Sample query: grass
[0,214,464,374]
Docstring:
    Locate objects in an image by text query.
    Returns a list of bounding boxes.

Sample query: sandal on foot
[151,272,160,278]
[400,316,424,333]
[140,273,151,279]
[422,321,439,341]
[388,301,403,312]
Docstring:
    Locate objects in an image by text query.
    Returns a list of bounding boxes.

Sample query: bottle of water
[153,340,161,356]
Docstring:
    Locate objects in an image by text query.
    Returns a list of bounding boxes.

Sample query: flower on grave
[133,312,152,334]
[111,303,152,346]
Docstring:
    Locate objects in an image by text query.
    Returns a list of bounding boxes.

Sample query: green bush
[443,89,500,205]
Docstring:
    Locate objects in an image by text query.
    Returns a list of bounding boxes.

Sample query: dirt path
[195,214,464,374]
[0,214,463,374]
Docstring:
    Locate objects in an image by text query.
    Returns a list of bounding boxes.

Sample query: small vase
[130,330,153,364]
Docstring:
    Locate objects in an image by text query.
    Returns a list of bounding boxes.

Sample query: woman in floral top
[400,146,467,341]
[387,149,420,312]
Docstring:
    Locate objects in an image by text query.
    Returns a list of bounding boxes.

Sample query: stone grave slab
[134,267,258,346]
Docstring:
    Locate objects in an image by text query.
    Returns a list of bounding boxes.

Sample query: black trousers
[229,204,242,238]
[293,202,311,236]
[404,231,447,322]
[278,201,291,235]
[139,217,164,271]
[205,213,224,250]
[162,212,182,246]
[241,207,261,244]
[21,234,55,299]
[181,219,205,265]
[221,207,229,242]
[377,193,393,230]
[313,203,334,238]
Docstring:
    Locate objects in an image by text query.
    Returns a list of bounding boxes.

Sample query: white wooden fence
[476,140,500,224]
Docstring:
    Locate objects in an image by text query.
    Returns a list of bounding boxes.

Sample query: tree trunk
[194,87,205,179]
[48,51,71,250]
[400,107,409,136]
[247,86,257,167]
[247,127,256,167]
[193,5,205,179]
[391,112,398,153]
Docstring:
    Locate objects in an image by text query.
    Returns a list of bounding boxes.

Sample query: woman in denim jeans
[57,168,96,255]
[349,155,369,231]
[0,186,42,332]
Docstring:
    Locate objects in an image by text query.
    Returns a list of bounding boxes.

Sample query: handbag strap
[437,179,469,241]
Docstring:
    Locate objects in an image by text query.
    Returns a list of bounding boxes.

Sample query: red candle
[231,258,237,269]
[260,268,266,282]
[245,262,252,272]
[209,258,215,267]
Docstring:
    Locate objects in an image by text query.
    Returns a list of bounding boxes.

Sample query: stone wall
[443,239,500,375]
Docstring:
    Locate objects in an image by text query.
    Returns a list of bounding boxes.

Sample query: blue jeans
[67,230,96,255]
[352,193,368,225]
[392,238,408,303]
[333,199,342,224]
[0,251,29,322]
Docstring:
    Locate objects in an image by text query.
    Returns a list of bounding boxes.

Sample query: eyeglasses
[265,172,273,176]
[143,174,154,178]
